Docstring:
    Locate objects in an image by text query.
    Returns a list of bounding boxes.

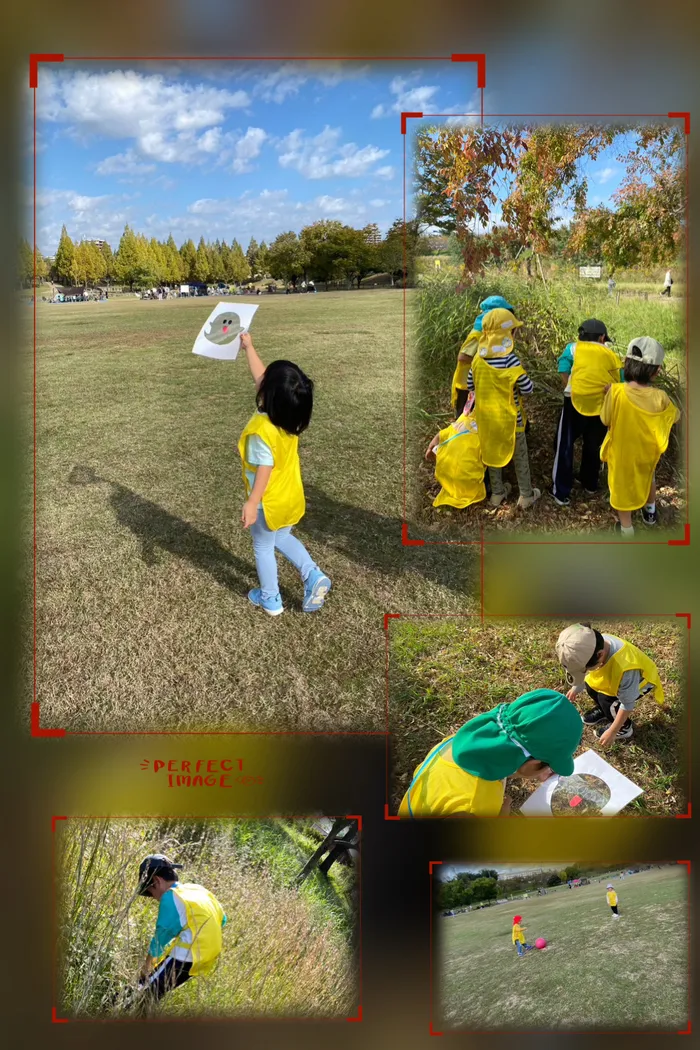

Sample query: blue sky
[27,61,633,256]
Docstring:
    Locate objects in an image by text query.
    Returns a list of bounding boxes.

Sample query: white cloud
[254,61,370,103]
[37,69,251,166]
[370,72,440,118]
[95,149,157,177]
[276,125,389,179]
[595,166,616,185]
[375,165,395,180]
[231,127,267,174]
[369,198,388,207]
[31,188,138,253]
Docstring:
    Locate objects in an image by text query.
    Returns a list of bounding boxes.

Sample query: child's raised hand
[241,499,259,528]
[240,331,253,353]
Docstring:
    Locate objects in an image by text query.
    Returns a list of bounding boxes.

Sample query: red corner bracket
[51,815,67,834]
[428,861,443,875]
[29,53,64,88]
[668,523,690,546]
[401,523,425,547]
[401,111,423,135]
[384,613,402,631]
[451,53,486,88]
[51,1007,69,1024]
[347,1005,363,1023]
[31,702,65,738]
[384,804,400,821]
[675,613,691,629]
[668,111,690,135]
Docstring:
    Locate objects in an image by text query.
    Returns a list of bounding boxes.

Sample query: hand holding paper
[520,749,643,816]
[192,301,259,361]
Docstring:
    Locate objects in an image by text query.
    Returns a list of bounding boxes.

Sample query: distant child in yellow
[512,915,533,956]
[606,883,620,918]
[238,332,331,616]
[468,309,540,509]
[398,689,583,819]
[600,337,680,538]
[425,399,486,510]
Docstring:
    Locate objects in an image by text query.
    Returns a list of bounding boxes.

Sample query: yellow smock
[450,328,480,410]
[512,922,526,944]
[433,419,486,509]
[607,890,618,907]
[570,341,621,416]
[238,411,305,531]
[585,638,665,705]
[399,737,505,818]
[155,883,225,977]
[600,384,679,512]
[471,354,528,468]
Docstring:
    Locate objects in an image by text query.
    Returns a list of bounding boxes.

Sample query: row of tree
[21,218,422,291]
[416,124,685,276]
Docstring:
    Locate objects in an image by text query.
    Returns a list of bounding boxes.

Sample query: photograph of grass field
[435,865,688,1031]
[28,289,470,732]
[389,617,685,815]
[57,817,358,1019]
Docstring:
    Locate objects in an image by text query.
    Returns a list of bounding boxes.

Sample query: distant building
[91,239,107,251]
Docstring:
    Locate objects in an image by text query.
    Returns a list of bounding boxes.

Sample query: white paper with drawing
[520,749,643,816]
[192,302,258,360]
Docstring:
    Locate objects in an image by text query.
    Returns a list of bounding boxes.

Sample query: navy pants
[142,958,192,1001]
[552,397,607,500]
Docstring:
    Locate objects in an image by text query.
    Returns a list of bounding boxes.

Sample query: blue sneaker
[302,569,331,612]
[248,588,284,617]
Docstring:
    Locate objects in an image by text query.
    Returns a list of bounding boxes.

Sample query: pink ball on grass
[535,937,547,949]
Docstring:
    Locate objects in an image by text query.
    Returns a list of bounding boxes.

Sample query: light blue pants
[249,506,317,600]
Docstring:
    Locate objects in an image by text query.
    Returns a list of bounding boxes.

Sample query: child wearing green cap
[398,689,583,818]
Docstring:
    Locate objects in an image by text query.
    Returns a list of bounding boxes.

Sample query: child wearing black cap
[551,319,622,507]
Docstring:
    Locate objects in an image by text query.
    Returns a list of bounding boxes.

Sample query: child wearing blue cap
[451,295,516,417]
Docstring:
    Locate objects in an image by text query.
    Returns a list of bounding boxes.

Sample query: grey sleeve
[617,670,642,710]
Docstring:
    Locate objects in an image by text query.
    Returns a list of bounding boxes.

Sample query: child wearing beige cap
[555,623,664,747]
[600,337,680,538]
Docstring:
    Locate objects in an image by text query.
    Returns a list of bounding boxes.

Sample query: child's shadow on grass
[301,484,468,594]
[68,464,252,593]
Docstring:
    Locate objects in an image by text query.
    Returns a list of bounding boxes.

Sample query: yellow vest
[156,883,225,977]
[607,890,618,906]
[433,420,486,509]
[450,328,479,409]
[585,639,664,706]
[600,385,679,512]
[399,737,505,818]
[570,341,621,416]
[512,923,526,944]
[238,412,305,531]
[471,354,527,467]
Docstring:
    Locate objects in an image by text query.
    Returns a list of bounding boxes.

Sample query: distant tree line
[20,218,424,291]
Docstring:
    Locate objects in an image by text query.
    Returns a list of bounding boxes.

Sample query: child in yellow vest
[398,689,583,818]
[451,295,516,416]
[556,622,665,748]
[600,337,680,538]
[238,332,331,616]
[425,397,487,510]
[512,915,534,956]
[551,318,622,506]
[606,883,620,918]
[467,309,540,509]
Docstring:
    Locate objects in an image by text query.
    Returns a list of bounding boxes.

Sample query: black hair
[624,350,660,385]
[580,623,606,667]
[256,360,314,436]
[578,325,608,343]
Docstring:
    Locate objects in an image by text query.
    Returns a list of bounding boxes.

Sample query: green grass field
[59,818,357,1018]
[389,618,684,814]
[437,866,688,1031]
[28,291,469,731]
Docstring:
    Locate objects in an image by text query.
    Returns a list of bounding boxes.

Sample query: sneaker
[583,708,607,725]
[490,482,512,507]
[517,487,541,510]
[550,487,571,507]
[642,506,658,526]
[595,721,634,742]
[248,588,284,616]
[302,568,332,612]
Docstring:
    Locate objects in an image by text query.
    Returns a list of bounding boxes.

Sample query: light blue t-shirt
[149,883,227,957]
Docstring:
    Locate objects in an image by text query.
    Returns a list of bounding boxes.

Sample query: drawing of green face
[204,311,243,345]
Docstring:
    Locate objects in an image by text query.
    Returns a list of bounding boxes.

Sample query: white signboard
[180,285,189,295]
[579,266,602,279]
[192,301,258,361]
[520,749,643,817]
